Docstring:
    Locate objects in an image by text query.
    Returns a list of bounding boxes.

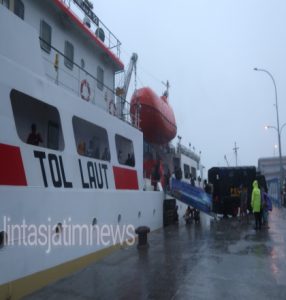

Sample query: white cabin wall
[23,0,115,110]
[0,7,143,189]
[180,153,199,185]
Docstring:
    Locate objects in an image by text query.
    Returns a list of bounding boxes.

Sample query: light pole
[254,67,284,199]
[265,123,286,135]
[274,144,278,157]
[265,123,286,156]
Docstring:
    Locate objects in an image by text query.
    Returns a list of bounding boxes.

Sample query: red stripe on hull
[113,167,139,190]
[0,144,27,186]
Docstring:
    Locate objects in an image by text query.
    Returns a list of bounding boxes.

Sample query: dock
[24,208,286,300]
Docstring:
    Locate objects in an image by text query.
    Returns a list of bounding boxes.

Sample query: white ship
[0,1,204,298]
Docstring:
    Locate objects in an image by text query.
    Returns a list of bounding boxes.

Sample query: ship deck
[24,208,286,300]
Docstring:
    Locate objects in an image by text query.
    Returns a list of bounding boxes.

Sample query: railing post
[55,51,59,85]
[78,66,80,97]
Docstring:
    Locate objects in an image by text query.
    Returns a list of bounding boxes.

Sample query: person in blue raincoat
[261,190,272,227]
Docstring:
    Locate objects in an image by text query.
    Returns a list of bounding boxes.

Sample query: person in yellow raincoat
[251,180,261,230]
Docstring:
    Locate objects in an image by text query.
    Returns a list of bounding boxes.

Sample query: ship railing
[40,38,140,129]
[177,143,200,163]
[61,0,121,57]
[165,143,176,154]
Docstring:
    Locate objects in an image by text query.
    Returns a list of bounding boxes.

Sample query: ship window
[183,164,190,179]
[97,66,104,91]
[115,135,135,167]
[10,89,65,151]
[14,0,24,20]
[73,116,110,161]
[40,20,52,54]
[191,167,197,180]
[64,41,74,70]
[2,0,9,9]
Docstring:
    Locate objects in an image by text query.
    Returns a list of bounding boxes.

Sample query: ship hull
[0,5,189,299]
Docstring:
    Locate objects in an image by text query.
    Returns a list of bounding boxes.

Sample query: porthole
[0,231,8,248]
[92,217,97,226]
[55,223,62,234]
[117,214,122,224]
[138,211,141,219]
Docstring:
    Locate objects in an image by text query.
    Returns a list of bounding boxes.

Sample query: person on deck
[174,166,182,180]
[151,162,161,191]
[26,123,43,146]
[164,168,171,192]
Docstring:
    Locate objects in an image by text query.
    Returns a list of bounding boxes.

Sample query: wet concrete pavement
[25,207,286,300]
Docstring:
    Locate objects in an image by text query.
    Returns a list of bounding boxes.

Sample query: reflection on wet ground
[25,207,286,300]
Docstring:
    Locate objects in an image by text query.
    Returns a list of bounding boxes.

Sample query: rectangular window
[97,66,104,91]
[64,41,74,70]
[10,89,65,151]
[40,20,52,53]
[47,121,60,150]
[191,167,197,180]
[115,134,135,167]
[2,0,10,9]
[14,0,24,19]
[73,116,110,161]
[183,164,190,179]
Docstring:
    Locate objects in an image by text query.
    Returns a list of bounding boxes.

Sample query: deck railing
[61,0,121,57]
[39,38,140,129]
[177,143,200,163]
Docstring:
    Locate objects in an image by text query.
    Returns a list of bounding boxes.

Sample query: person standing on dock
[251,180,261,230]
[239,185,248,222]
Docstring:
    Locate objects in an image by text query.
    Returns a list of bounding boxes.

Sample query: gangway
[169,178,214,216]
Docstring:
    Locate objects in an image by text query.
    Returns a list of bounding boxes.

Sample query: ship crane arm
[121,53,138,101]
[116,53,138,101]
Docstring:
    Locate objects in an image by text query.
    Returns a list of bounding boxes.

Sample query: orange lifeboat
[130,87,177,144]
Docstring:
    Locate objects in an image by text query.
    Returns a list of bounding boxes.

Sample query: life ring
[109,100,116,115]
[80,79,91,101]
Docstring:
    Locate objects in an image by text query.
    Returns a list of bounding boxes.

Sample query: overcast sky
[94,0,286,171]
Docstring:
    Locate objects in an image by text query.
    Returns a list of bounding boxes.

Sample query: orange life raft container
[130,87,177,144]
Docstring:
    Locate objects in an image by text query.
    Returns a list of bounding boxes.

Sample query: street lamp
[265,122,286,159]
[254,67,284,199]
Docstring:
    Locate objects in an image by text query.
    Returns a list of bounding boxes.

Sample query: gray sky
[95,0,286,171]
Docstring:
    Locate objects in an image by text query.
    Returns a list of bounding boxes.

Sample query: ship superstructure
[0,1,168,298]
[0,1,203,299]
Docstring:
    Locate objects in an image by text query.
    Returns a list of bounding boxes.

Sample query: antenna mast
[162,80,170,98]
[233,142,239,167]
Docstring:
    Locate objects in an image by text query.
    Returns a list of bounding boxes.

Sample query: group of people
[251,180,272,230]
[184,206,200,224]
[77,139,111,161]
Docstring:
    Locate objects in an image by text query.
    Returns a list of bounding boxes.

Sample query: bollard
[135,226,150,249]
